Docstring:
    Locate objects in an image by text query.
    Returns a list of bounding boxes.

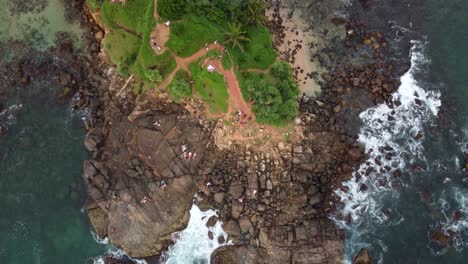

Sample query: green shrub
[144,68,163,83]
[158,0,186,20]
[240,69,299,125]
[168,71,192,101]
[271,61,292,80]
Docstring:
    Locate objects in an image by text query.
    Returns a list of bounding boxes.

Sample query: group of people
[235,110,250,125]
[181,144,197,160]
[151,21,170,52]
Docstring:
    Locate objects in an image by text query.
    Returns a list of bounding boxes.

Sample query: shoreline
[78,0,411,263]
[0,0,413,263]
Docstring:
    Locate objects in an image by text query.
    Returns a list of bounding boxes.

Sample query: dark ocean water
[0,83,105,263]
[335,0,468,263]
[0,0,106,263]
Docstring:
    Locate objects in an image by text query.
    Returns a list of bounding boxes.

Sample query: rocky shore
[0,0,414,263]
[79,0,408,263]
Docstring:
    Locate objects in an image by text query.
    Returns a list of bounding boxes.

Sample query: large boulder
[353,248,371,264]
[211,245,268,264]
[84,101,211,257]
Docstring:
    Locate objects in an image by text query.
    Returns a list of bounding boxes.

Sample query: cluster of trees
[158,0,267,51]
[242,62,300,125]
[168,71,191,101]
[159,0,267,24]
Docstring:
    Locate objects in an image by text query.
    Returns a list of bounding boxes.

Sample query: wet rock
[429,228,450,247]
[353,248,371,264]
[348,148,364,161]
[84,128,103,152]
[207,216,218,228]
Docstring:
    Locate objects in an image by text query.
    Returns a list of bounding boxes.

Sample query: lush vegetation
[239,62,299,125]
[166,15,225,57]
[96,0,298,124]
[168,71,192,101]
[190,61,229,113]
[157,0,186,20]
[100,0,176,83]
[221,52,232,70]
[229,25,277,70]
[86,0,103,12]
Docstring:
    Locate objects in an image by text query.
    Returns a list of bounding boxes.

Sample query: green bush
[158,0,186,20]
[144,68,163,83]
[168,71,192,101]
[240,69,299,125]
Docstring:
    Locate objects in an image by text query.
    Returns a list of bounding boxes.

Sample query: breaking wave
[332,41,441,260]
[161,204,231,264]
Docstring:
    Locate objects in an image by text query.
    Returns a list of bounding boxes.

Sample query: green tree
[246,0,268,25]
[224,22,250,52]
[158,0,186,20]
[271,61,292,80]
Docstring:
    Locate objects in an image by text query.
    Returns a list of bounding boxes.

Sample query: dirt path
[150,0,169,54]
[209,59,253,122]
[149,0,254,121]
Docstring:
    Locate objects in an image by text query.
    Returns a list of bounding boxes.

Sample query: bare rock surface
[84,99,212,257]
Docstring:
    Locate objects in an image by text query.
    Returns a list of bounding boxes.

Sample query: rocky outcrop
[211,245,269,264]
[194,126,350,263]
[353,248,371,264]
[84,99,213,257]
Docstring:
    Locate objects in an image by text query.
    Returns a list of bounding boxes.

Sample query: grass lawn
[189,60,229,113]
[101,0,154,35]
[229,25,277,70]
[103,29,140,67]
[166,15,225,58]
[100,0,178,84]
[168,70,192,101]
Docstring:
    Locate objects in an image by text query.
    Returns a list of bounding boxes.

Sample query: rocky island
[4,0,458,263]
[69,0,406,262]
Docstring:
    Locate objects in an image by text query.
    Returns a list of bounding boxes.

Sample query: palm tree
[224,23,250,52]
[247,0,268,25]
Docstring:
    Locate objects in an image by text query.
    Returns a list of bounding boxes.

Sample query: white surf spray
[161,204,231,264]
[332,41,441,261]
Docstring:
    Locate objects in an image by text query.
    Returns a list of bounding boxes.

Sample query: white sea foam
[0,104,23,126]
[92,247,148,264]
[333,41,441,227]
[161,204,231,264]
